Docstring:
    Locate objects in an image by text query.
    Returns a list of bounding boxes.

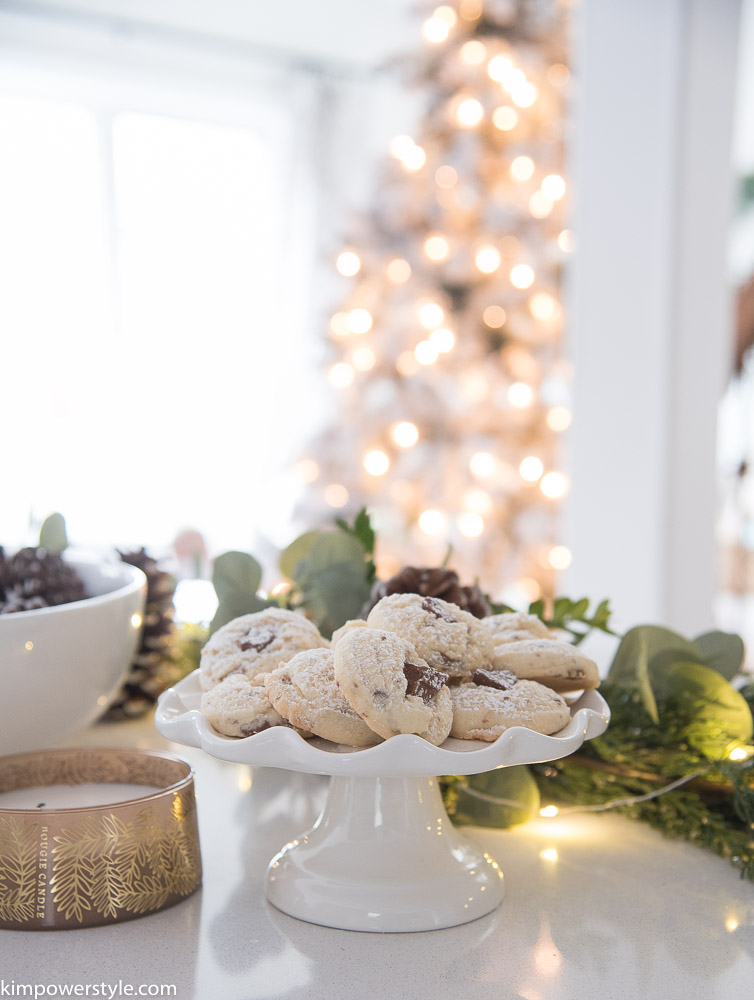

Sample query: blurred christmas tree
[298,0,572,606]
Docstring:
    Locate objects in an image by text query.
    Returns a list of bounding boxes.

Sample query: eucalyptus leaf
[647,660,753,759]
[209,592,273,635]
[607,625,700,723]
[279,531,320,580]
[294,532,372,636]
[694,631,745,681]
[39,512,68,553]
[449,766,540,828]
[212,551,263,601]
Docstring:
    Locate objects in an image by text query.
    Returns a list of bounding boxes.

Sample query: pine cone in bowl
[361,566,491,619]
[0,546,87,614]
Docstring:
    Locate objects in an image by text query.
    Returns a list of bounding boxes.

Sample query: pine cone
[105,548,178,720]
[362,566,491,619]
[0,546,86,613]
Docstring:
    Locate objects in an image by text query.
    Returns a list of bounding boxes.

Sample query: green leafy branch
[209,508,377,638]
[488,594,615,645]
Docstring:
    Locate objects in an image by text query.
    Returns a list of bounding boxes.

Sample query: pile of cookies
[198,595,600,748]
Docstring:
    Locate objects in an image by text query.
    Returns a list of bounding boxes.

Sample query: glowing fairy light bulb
[487,55,513,83]
[558,230,575,252]
[423,16,450,43]
[433,5,457,26]
[391,421,419,448]
[396,351,420,376]
[463,488,493,514]
[387,258,411,282]
[419,509,446,534]
[415,340,440,365]
[458,512,484,537]
[539,805,559,818]
[492,106,518,131]
[548,63,570,87]
[459,0,482,19]
[729,746,748,761]
[541,174,566,200]
[483,305,506,328]
[508,382,534,407]
[470,452,495,477]
[541,472,569,498]
[402,145,427,171]
[510,264,535,289]
[295,458,319,483]
[329,312,349,337]
[548,545,572,570]
[460,40,486,65]
[519,456,544,482]
[328,362,354,388]
[510,155,535,181]
[529,191,553,218]
[547,406,572,432]
[435,165,457,188]
[475,245,501,274]
[424,234,450,261]
[336,251,361,276]
[530,292,557,320]
[418,302,445,329]
[347,308,373,334]
[456,97,484,127]
[324,484,349,508]
[363,450,390,476]
[430,327,455,353]
[352,346,376,371]
[512,82,537,107]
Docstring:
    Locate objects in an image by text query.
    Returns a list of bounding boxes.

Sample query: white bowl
[0,558,147,754]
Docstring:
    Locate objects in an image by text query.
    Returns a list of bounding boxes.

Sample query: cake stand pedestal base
[265,773,505,932]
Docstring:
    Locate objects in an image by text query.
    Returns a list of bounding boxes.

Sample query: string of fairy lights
[297,0,574,604]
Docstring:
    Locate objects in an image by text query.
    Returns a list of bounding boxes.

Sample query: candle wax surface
[0,782,163,809]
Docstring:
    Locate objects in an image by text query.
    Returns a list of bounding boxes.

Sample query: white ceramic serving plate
[156,671,610,933]
[0,558,147,754]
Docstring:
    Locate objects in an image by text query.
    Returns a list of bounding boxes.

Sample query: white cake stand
[156,670,610,933]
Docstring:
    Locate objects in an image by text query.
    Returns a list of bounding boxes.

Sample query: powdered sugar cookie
[331,618,368,646]
[483,611,559,645]
[200,673,287,738]
[264,648,381,747]
[199,608,328,691]
[365,593,493,679]
[333,627,453,745]
[491,638,600,692]
[449,670,570,741]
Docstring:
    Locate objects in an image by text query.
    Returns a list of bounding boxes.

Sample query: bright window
[1,40,316,557]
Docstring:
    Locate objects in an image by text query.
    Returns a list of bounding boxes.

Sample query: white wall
[564,0,741,635]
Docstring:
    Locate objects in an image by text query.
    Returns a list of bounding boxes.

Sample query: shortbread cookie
[366,593,494,679]
[264,648,381,747]
[333,627,453,745]
[491,638,600,692]
[331,618,368,646]
[449,671,571,741]
[483,612,559,645]
[201,673,286,738]
[199,608,328,691]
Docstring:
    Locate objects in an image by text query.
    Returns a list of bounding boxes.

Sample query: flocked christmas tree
[298,0,573,606]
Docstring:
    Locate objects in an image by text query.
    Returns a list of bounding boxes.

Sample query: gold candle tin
[0,747,201,930]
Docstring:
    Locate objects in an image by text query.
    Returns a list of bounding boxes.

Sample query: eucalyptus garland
[66,503,747,878]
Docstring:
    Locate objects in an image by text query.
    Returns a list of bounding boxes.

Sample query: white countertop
[2,714,753,1000]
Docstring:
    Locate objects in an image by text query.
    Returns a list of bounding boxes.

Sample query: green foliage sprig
[487,594,615,645]
[210,508,376,638]
[444,619,754,880]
